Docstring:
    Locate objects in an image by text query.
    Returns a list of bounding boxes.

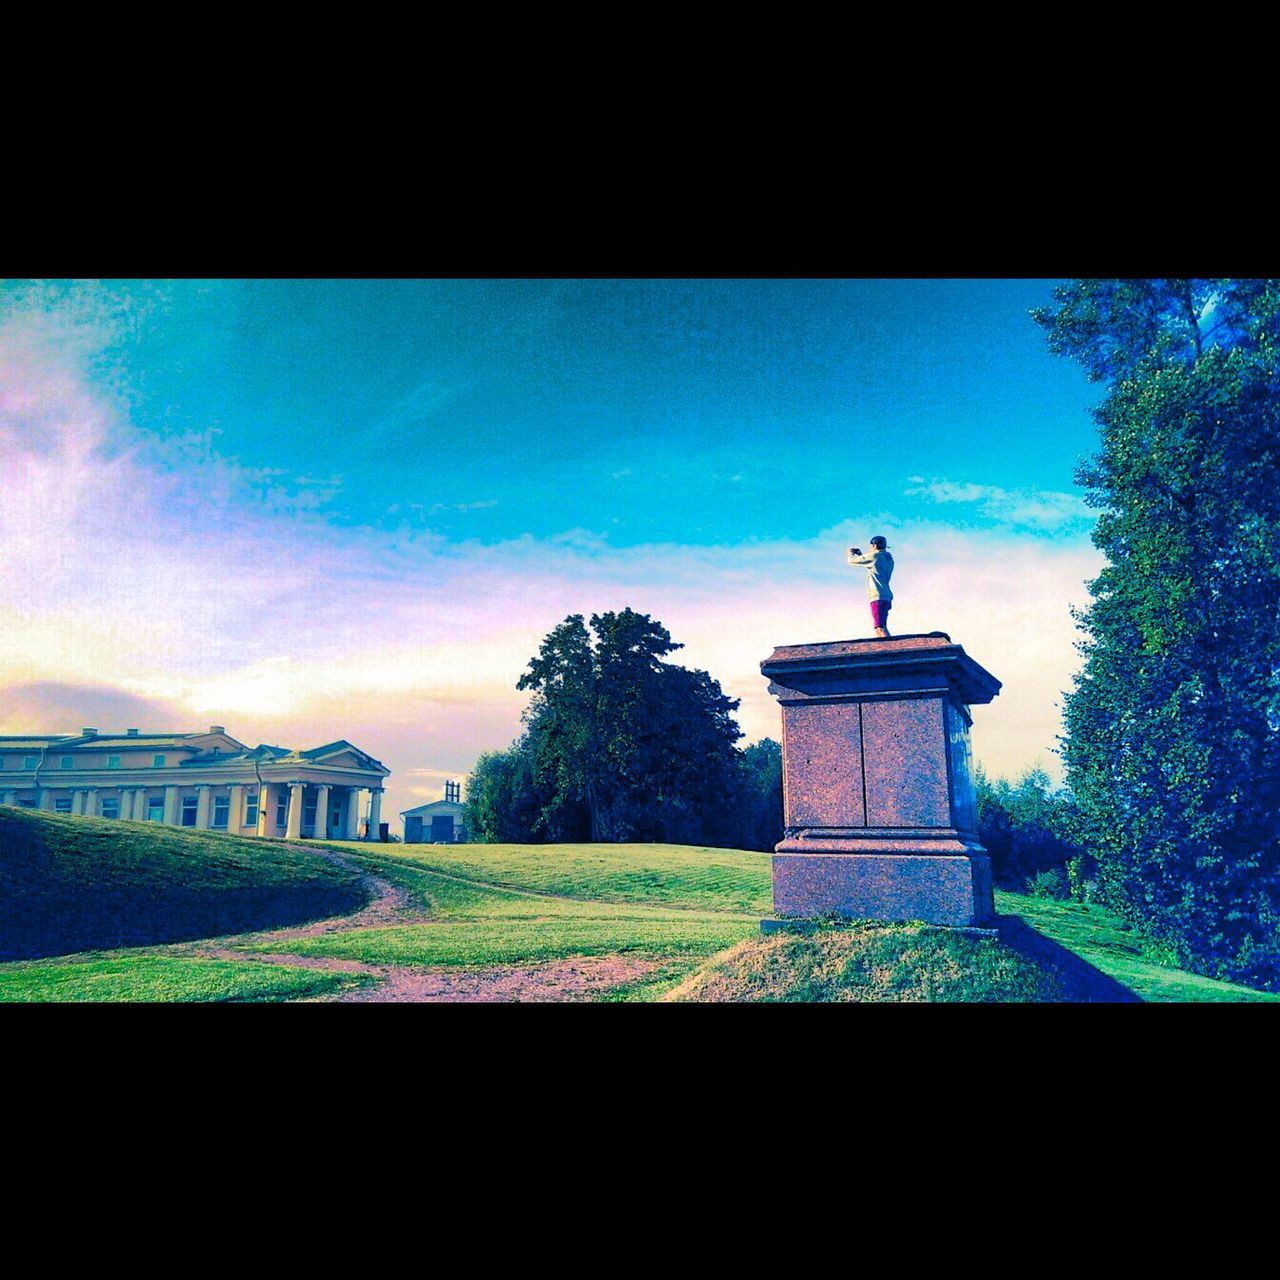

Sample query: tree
[973,763,1088,892]
[515,608,745,843]
[734,738,784,852]
[464,739,561,843]
[1035,279,1280,987]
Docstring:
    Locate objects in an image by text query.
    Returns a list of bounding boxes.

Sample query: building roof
[295,740,387,768]
[0,731,247,752]
[1,732,386,772]
[401,800,466,818]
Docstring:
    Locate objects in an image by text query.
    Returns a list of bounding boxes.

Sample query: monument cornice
[761,632,1001,708]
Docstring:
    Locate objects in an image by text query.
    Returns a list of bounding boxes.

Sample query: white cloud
[427,498,498,515]
[905,476,1094,531]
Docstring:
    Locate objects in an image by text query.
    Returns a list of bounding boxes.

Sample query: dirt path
[337,953,664,1002]
[190,846,661,1003]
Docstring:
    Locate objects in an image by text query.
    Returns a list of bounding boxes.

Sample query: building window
[212,797,229,829]
[153,754,166,768]
[24,756,38,770]
[54,796,73,813]
[331,804,341,831]
[107,755,121,769]
[276,796,288,830]
[60,756,74,769]
[147,797,164,822]
[101,797,120,819]
[18,798,36,808]
[181,796,198,827]
[245,794,259,827]
[303,800,318,832]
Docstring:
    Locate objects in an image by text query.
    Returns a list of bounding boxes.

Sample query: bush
[975,763,1088,889]
[1027,868,1070,901]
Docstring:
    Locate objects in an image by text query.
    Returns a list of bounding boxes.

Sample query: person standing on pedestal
[847,535,894,637]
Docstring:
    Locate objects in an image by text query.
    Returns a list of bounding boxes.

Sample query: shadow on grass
[996,914,1142,1003]
[0,885,371,963]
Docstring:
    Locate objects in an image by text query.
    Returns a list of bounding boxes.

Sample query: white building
[0,726,390,840]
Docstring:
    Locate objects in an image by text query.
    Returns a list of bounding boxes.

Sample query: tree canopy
[466,608,777,848]
[1035,279,1280,988]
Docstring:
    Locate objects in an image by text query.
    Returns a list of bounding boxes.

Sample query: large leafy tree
[1036,279,1280,987]
[515,608,745,843]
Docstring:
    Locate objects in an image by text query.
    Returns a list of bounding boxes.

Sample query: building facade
[402,780,467,843]
[0,727,390,840]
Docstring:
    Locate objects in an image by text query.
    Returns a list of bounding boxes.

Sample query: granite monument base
[772,848,995,928]
[761,632,1002,931]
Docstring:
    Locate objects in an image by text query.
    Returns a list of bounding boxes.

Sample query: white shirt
[848,547,894,601]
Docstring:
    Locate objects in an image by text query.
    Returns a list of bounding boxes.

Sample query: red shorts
[870,599,891,627]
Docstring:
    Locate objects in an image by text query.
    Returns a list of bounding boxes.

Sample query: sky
[0,278,1104,825]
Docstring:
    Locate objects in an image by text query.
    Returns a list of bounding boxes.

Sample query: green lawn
[248,859,759,967]
[667,923,1067,1002]
[4,813,1277,1001]
[318,839,773,914]
[0,806,366,961]
[321,842,1278,1001]
[0,951,365,1003]
[994,890,1280,1003]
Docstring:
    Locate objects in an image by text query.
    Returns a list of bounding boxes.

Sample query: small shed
[402,781,467,843]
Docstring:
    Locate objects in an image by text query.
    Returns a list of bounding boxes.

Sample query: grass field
[244,853,758,997]
[666,923,1068,1002]
[3,813,1277,1001]
[316,840,774,915]
[0,951,367,1002]
[993,890,1280,1003]
[0,805,367,961]
[312,841,1275,1002]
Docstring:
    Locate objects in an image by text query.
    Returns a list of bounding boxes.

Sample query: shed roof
[401,800,466,818]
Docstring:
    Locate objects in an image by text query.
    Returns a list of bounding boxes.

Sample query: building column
[345,788,362,839]
[257,784,271,837]
[195,785,211,830]
[1,790,15,806]
[163,786,179,826]
[83,789,98,818]
[70,790,83,816]
[119,790,133,821]
[228,784,244,832]
[286,782,304,839]
[38,789,51,810]
[367,788,383,840]
[136,789,150,821]
[313,785,330,838]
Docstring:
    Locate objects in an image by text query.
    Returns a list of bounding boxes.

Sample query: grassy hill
[0,805,367,962]
[664,923,1067,1002]
[2,819,1276,1001]
[313,841,1275,1002]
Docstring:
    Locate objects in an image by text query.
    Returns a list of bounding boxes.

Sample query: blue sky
[87,278,1100,544]
[1,279,1105,819]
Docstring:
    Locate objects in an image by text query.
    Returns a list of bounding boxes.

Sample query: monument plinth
[761,632,1001,928]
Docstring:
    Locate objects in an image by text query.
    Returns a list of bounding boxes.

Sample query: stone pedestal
[761,631,1001,927]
